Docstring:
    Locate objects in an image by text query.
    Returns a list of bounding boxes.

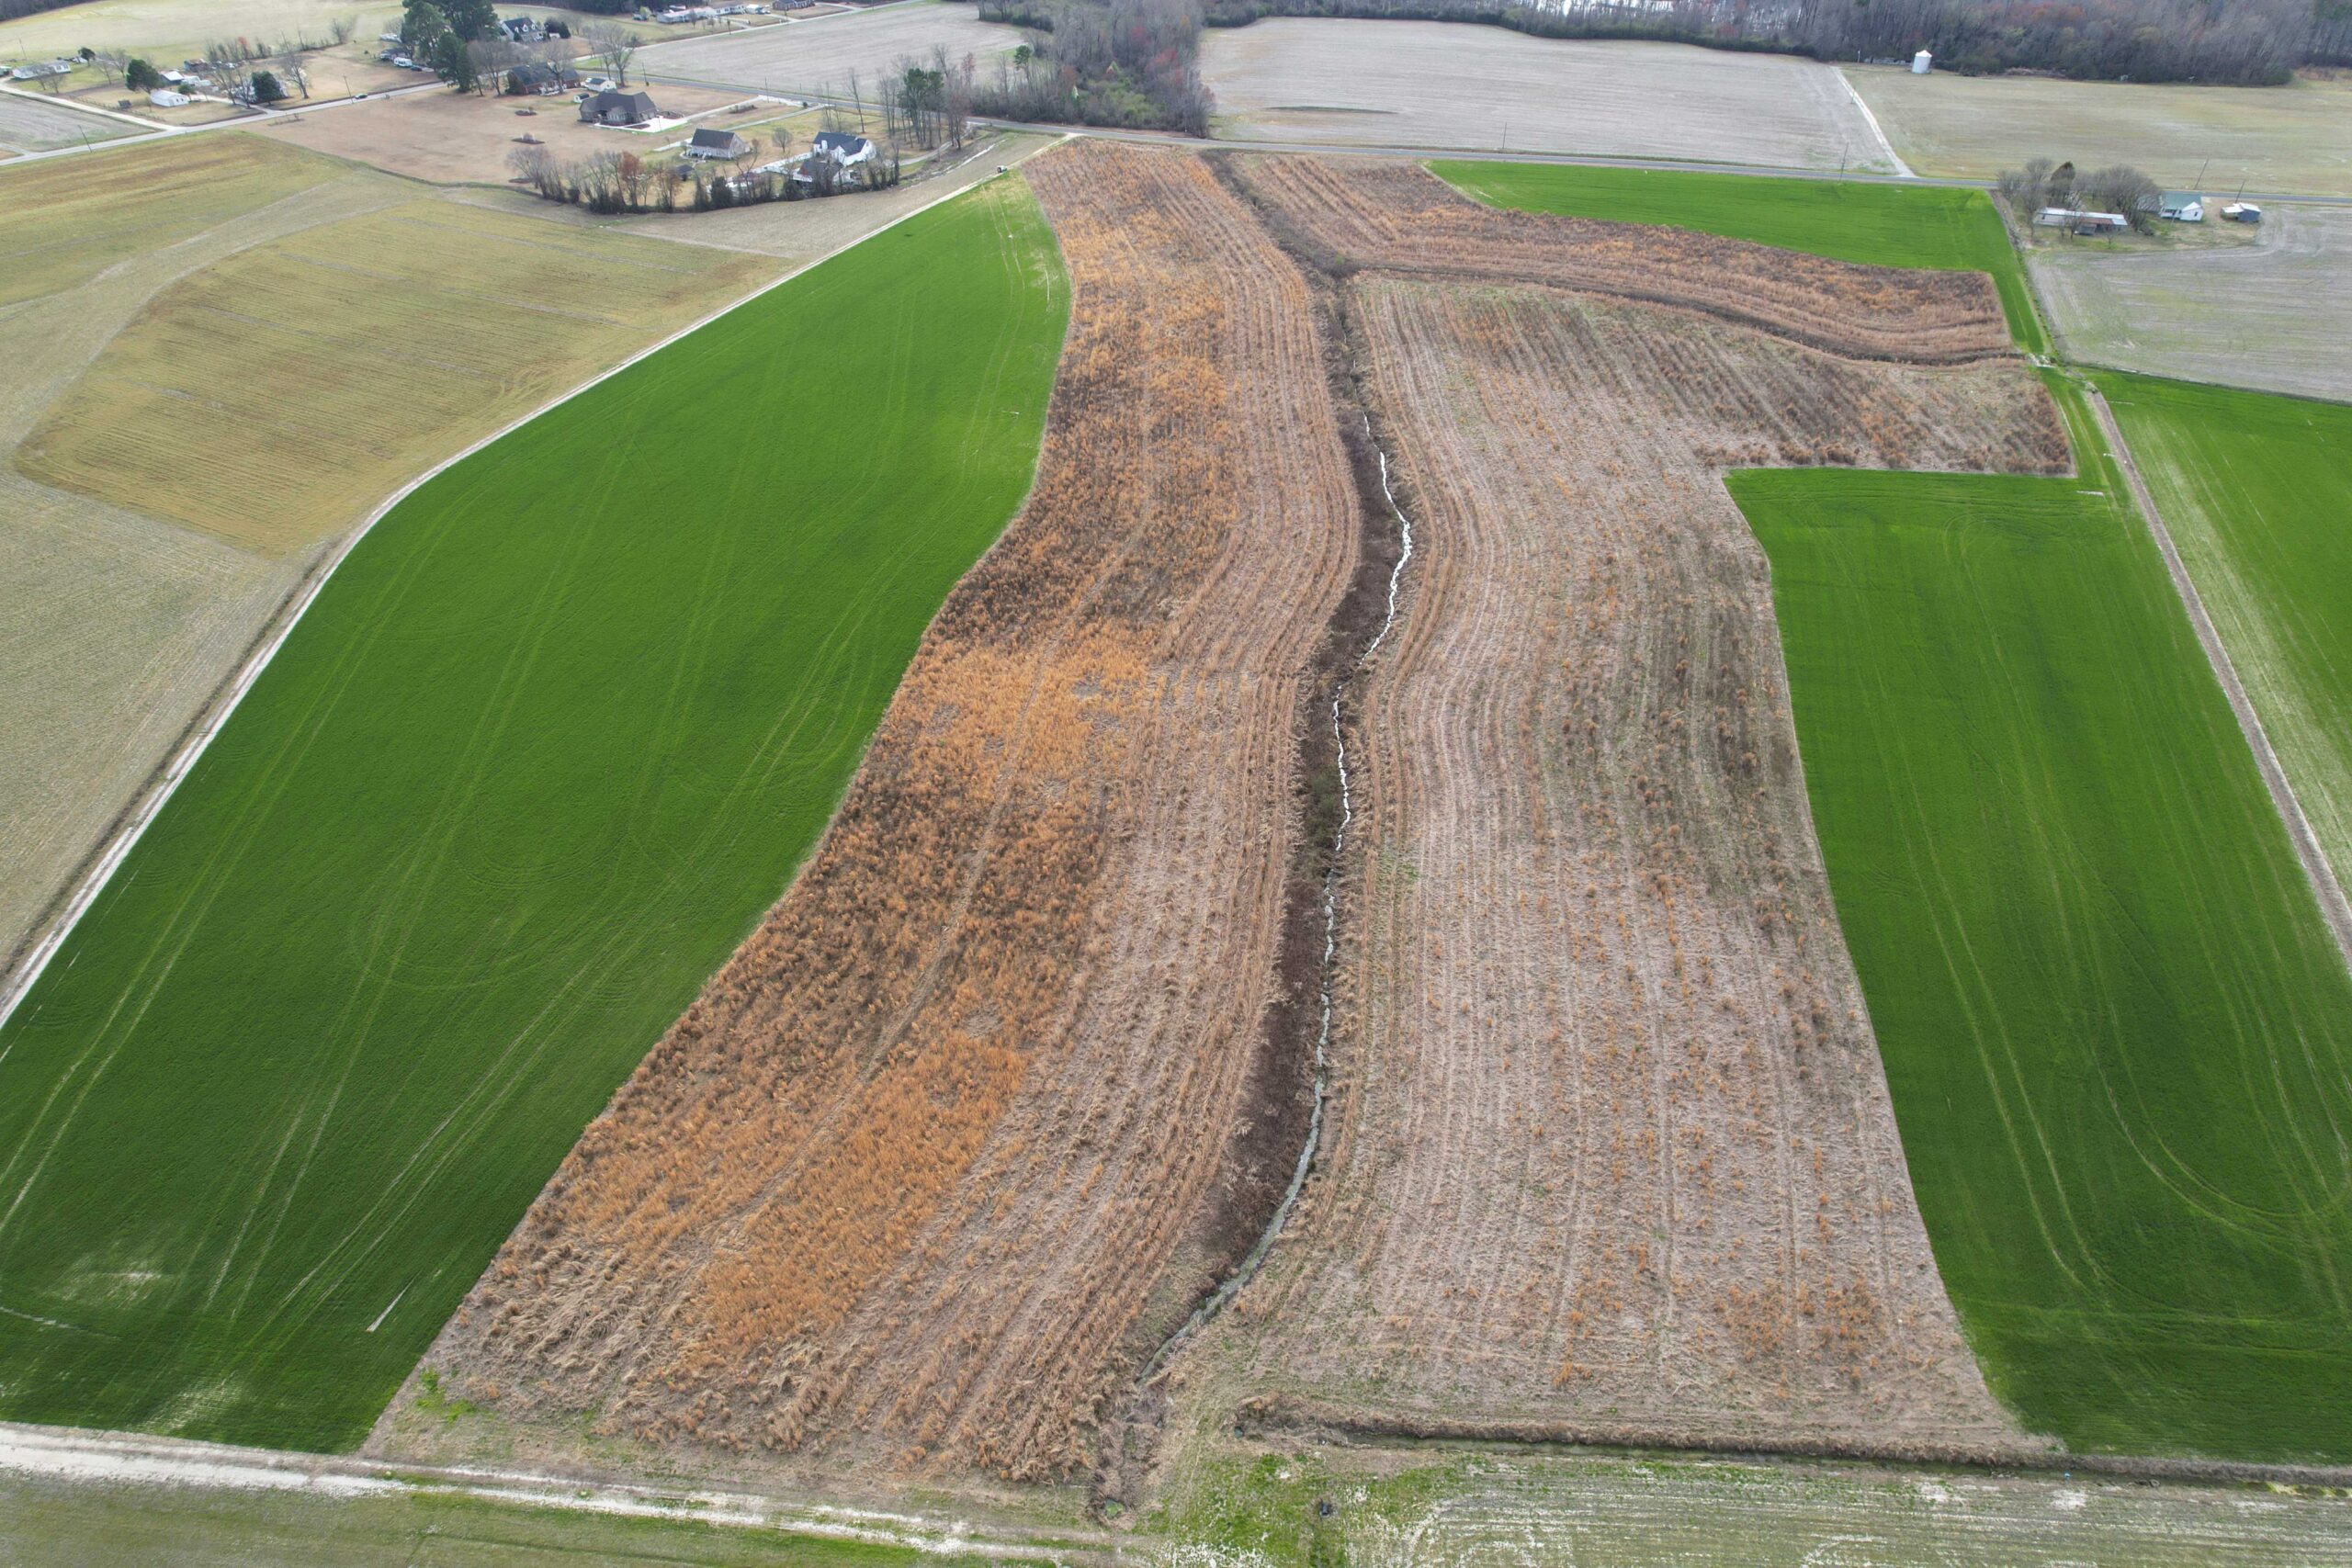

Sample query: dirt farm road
[2085,383,2352,968]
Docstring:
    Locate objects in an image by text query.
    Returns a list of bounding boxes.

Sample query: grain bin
[1912,50,1933,73]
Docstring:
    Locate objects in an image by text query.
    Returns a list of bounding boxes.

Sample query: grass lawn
[1725,380,2352,1461]
[2096,372,2352,896]
[0,133,343,307]
[0,175,1068,1450]
[1431,159,2046,355]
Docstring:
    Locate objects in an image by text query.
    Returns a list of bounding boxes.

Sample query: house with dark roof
[579,88,659,126]
[506,61,580,96]
[811,130,876,165]
[685,126,749,159]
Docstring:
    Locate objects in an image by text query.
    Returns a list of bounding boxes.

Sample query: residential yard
[1203,21,1895,171]
[1729,380,2352,1461]
[255,79,759,184]
[1434,158,2044,351]
[639,0,1023,96]
[2032,206,2352,403]
[2098,373,2352,900]
[1845,62,2352,196]
[17,190,775,552]
[0,175,1066,1451]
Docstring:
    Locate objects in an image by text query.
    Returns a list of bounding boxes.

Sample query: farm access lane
[2084,381,2352,969]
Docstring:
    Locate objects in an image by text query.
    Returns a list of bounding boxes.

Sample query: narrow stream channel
[1143,416,1416,1379]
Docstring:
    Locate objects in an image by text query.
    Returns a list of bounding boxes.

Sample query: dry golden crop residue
[1234,156,2013,366]
[405,142,1359,1483]
[1194,157,2068,1459]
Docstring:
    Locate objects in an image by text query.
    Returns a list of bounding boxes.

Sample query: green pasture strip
[1725,379,2352,1461]
[2095,370,2352,892]
[1430,160,2046,355]
[0,176,1069,1450]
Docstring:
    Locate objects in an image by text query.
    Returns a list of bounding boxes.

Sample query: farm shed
[580,89,659,126]
[685,127,748,159]
[147,88,190,107]
[2159,192,2204,221]
[2224,201,2263,223]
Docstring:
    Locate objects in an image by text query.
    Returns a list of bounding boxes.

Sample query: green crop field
[0,175,1068,1450]
[1726,382,2352,1461]
[1432,159,2045,355]
[2096,372,2352,894]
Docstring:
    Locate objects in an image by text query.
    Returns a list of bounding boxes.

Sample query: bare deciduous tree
[580,22,639,88]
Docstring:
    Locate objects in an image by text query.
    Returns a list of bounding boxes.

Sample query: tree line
[509,124,903,216]
[971,0,1214,135]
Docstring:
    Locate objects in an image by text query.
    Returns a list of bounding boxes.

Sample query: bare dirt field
[255,80,756,185]
[0,88,132,152]
[1236,155,2012,363]
[1202,21,1894,172]
[2031,205,2352,402]
[1846,63,2352,197]
[17,190,772,553]
[1169,154,2067,1459]
[398,140,1362,1486]
[639,0,1023,96]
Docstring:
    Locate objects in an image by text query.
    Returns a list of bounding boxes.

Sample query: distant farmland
[2098,373,2352,896]
[1732,384,2352,1461]
[1432,160,2045,354]
[0,177,1068,1450]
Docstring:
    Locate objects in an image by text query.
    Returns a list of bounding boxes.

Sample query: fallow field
[403,139,1363,1486]
[1200,22,1895,173]
[1732,381,2352,1461]
[2032,207,2352,404]
[0,175,1066,1450]
[0,91,131,155]
[1844,62,2352,197]
[1199,152,2059,1458]
[639,0,1022,97]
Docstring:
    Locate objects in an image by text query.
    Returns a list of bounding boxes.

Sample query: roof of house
[585,88,658,118]
[812,130,872,154]
[689,127,744,149]
[2161,191,2201,206]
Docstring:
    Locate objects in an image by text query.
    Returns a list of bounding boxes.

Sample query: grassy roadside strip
[0,175,1069,1450]
[2092,371,2352,898]
[1430,159,2047,355]
[1725,376,2352,1461]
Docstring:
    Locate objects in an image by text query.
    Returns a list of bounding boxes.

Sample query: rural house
[812,130,876,165]
[2034,207,2126,235]
[507,61,580,96]
[685,127,750,159]
[2159,192,2205,221]
[580,88,660,126]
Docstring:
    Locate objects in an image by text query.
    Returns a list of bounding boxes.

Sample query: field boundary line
[0,1420,1117,1562]
[2085,382,2352,971]
[0,137,1070,1035]
[1835,68,1912,178]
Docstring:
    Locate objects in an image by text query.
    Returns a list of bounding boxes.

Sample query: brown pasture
[408,141,1361,1483]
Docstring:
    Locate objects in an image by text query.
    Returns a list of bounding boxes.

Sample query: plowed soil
[412,142,1360,1483]
[1234,155,2014,366]
[1192,157,2068,1458]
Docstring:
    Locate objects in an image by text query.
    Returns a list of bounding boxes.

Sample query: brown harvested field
[1178,154,2068,1458]
[1202,20,1894,173]
[1235,155,2012,365]
[404,140,1362,1483]
[254,81,755,185]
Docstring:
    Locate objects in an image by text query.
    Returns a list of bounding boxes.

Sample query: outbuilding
[2158,192,2204,222]
[2033,207,2126,235]
[1911,50,1932,73]
[2222,201,2263,224]
[684,126,749,159]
